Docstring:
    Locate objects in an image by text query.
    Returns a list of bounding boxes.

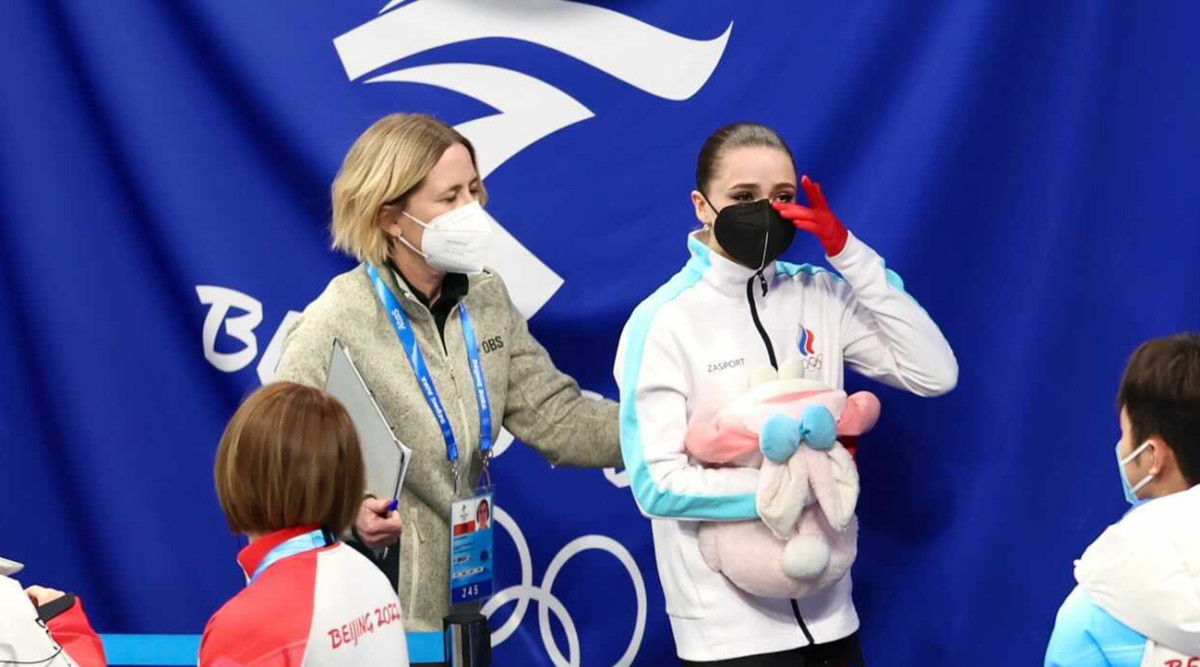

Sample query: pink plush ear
[836,392,880,437]
[684,418,759,464]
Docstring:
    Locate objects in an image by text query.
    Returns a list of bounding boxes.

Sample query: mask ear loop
[1120,440,1153,466]
[700,192,719,229]
[403,212,427,228]
[392,229,429,261]
[382,203,431,261]
[1122,440,1157,495]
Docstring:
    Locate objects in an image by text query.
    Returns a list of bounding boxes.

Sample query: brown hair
[1117,332,1200,486]
[214,382,365,534]
[695,122,795,195]
[330,113,489,267]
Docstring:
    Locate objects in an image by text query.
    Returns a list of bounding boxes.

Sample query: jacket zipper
[746,273,815,644]
[790,600,816,645]
[746,272,778,370]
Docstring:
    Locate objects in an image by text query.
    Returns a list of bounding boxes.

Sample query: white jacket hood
[1075,485,1200,655]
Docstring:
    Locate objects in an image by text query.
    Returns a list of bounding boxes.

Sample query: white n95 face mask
[399,201,495,274]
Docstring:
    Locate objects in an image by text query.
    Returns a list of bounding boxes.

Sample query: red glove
[773,175,849,257]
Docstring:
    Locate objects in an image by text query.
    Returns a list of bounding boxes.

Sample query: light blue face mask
[1117,440,1155,506]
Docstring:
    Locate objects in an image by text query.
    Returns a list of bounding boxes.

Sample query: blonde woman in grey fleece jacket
[274,113,622,632]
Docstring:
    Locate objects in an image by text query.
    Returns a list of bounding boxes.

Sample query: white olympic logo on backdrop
[484,506,647,667]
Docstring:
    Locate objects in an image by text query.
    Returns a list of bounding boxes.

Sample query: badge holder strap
[459,302,494,495]
[366,263,467,493]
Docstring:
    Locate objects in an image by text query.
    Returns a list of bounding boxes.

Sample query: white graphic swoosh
[335,0,732,100]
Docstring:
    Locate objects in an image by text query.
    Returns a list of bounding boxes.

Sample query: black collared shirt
[388,260,469,342]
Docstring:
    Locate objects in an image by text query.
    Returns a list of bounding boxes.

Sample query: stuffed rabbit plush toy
[683,359,881,598]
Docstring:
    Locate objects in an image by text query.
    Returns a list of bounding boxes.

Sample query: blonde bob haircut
[214,382,364,535]
[330,113,488,267]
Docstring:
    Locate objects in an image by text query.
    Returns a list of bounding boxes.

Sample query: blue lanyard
[250,529,328,584]
[365,264,494,475]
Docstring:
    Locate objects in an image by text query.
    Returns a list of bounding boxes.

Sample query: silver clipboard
[324,339,412,502]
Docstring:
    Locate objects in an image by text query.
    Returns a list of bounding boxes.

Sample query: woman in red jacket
[200,382,410,666]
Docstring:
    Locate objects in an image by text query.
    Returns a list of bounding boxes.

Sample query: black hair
[696,122,795,195]
[1118,332,1200,485]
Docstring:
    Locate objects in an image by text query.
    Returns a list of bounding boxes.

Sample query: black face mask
[705,196,796,270]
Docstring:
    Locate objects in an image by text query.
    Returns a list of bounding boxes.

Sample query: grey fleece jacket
[274,263,621,630]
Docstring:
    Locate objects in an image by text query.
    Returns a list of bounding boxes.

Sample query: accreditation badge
[448,491,494,606]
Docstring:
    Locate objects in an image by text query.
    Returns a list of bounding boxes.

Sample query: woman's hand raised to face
[773,175,849,257]
[355,497,404,551]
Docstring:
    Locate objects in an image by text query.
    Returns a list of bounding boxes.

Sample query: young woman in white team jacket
[614,123,959,666]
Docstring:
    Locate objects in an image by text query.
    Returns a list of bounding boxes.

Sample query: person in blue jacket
[1045,333,1200,666]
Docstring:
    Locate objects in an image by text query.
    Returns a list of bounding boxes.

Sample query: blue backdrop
[2,1,1199,665]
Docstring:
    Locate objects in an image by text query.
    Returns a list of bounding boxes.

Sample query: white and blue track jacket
[1046,485,1200,667]
[614,230,958,662]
